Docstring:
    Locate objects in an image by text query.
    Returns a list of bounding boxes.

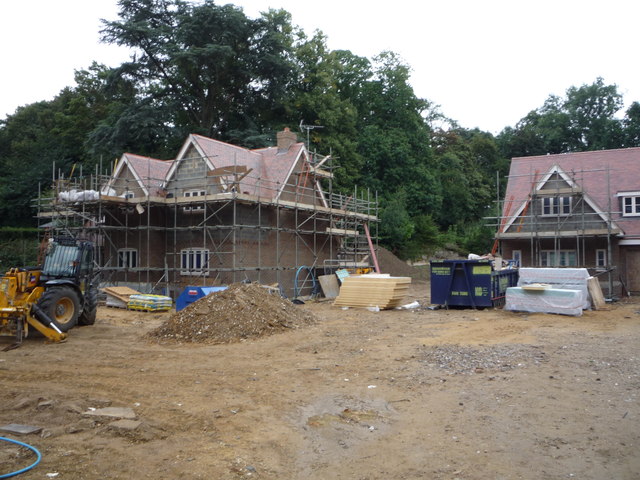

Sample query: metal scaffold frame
[486,166,618,296]
[35,154,378,298]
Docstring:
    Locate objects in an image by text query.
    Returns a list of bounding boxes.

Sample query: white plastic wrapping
[517,268,591,309]
[58,189,99,202]
[505,287,583,316]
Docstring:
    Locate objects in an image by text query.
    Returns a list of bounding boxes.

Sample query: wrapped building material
[517,268,591,309]
[505,287,583,316]
[127,294,173,312]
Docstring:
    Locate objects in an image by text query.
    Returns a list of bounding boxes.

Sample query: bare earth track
[1,281,639,479]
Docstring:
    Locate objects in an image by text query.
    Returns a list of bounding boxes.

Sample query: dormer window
[541,196,571,216]
[622,195,640,216]
[183,190,206,212]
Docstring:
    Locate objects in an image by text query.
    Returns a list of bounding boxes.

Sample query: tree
[100,0,296,145]
[498,78,627,157]
[622,101,640,147]
[564,77,623,150]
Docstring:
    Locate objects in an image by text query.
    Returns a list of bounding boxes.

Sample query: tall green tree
[100,0,296,146]
[498,78,627,157]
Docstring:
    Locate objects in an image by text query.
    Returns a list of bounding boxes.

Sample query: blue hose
[293,266,317,299]
[0,436,41,478]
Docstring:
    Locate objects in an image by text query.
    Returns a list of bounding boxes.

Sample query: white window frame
[541,196,571,216]
[180,248,209,276]
[540,250,576,267]
[183,190,207,213]
[511,250,522,267]
[117,248,138,268]
[621,195,640,217]
[595,249,607,268]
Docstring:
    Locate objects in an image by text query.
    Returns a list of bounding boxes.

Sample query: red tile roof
[178,134,305,198]
[116,133,309,201]
[503,147,640,237]
[122,153,172,195]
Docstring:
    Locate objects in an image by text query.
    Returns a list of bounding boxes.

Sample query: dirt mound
[376,246,420,277]
[147,283,316,344]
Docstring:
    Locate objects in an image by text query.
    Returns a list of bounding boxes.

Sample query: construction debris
[333,274,411,310]
[147,283,316,344]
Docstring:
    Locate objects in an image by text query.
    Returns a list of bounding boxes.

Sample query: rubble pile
[148,283,316,344]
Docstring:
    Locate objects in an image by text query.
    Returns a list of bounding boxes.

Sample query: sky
[1,0,639,134]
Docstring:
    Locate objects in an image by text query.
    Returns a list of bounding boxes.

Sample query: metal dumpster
[430,260,518,307]
[176,286,227,312]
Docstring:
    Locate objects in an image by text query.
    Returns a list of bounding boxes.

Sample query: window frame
[540,249,577,267]
[595,249,607,268]
[621,195,640,217]
[183,190,207,213]
[541,196,572,216]
[511,250,522,267]
[117,248,138,269]
[180,248,209,276]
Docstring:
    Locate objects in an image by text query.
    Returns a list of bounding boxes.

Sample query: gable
[502,163,623,236]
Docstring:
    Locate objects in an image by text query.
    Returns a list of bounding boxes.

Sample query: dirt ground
[1,281,639,480]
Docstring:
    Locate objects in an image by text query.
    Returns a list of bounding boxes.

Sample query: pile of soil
[376,246,420,277]
[147,283,316,344]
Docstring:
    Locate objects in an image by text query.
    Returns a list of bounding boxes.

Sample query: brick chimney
[277,127,297,151]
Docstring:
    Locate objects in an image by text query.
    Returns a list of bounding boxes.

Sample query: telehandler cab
[0,237,97,350]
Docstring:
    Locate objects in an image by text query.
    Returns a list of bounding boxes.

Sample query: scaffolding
[487,166,619,297]
[35,154,378,299]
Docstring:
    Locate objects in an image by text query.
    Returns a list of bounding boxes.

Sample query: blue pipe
[294,266,317,299]
[0,436,41,478]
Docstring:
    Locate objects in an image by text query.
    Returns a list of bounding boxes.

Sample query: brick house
[495,147,640,295]
[49,128,377,297]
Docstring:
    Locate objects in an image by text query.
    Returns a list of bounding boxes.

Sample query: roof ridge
[513,146,640,161]
[191,133,260,154]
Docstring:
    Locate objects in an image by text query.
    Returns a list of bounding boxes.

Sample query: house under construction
[491,148,640,297]
[36,128,378,298]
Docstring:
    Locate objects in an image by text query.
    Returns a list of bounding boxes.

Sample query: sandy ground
[1,281,639,480]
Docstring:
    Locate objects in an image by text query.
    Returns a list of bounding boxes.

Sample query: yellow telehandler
[0,237,97,350]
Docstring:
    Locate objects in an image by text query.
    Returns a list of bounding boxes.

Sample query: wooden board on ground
[318,274,340,299]
[103,286,142,308]
[587,276,608,310]
[333,275,411,309]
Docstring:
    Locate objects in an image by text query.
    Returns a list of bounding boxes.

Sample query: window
[595,249,607,268]
[622,195,640,216]
[118,248,138,268]
[180,249,209,275]
[511,250,522,267]
[541,196,571,216]
[540,250,576,267]
[183,190,207,212]
[124,191,135,199]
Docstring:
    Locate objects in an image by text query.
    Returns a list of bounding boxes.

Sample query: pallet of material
[102,286,142,309]
[127,294,173,312]
[333,275,412,309]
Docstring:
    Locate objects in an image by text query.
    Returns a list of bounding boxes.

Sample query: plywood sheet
[318,274,340,299]
[103,286,142,306]
[587,276,607,310]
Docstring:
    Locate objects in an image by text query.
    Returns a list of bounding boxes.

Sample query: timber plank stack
[333,275,412,309]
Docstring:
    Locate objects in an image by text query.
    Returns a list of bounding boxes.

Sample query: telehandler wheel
[78,284,98,326]
[37,286,80,332]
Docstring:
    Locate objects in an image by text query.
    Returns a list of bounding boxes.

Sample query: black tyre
[37,286,80,332]
[78,284,98,326]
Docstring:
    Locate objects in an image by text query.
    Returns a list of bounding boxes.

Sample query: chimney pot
[277,127,297,151]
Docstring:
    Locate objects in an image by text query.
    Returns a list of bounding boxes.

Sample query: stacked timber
[333,274,412,310]
[103,286,142,308]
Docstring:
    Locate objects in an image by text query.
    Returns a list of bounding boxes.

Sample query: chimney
[277,127,298,151]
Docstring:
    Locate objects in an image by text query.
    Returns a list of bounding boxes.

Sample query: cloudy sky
[2,0,638,133]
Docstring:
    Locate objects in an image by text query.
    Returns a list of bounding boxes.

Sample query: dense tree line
[1,0,639,258]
